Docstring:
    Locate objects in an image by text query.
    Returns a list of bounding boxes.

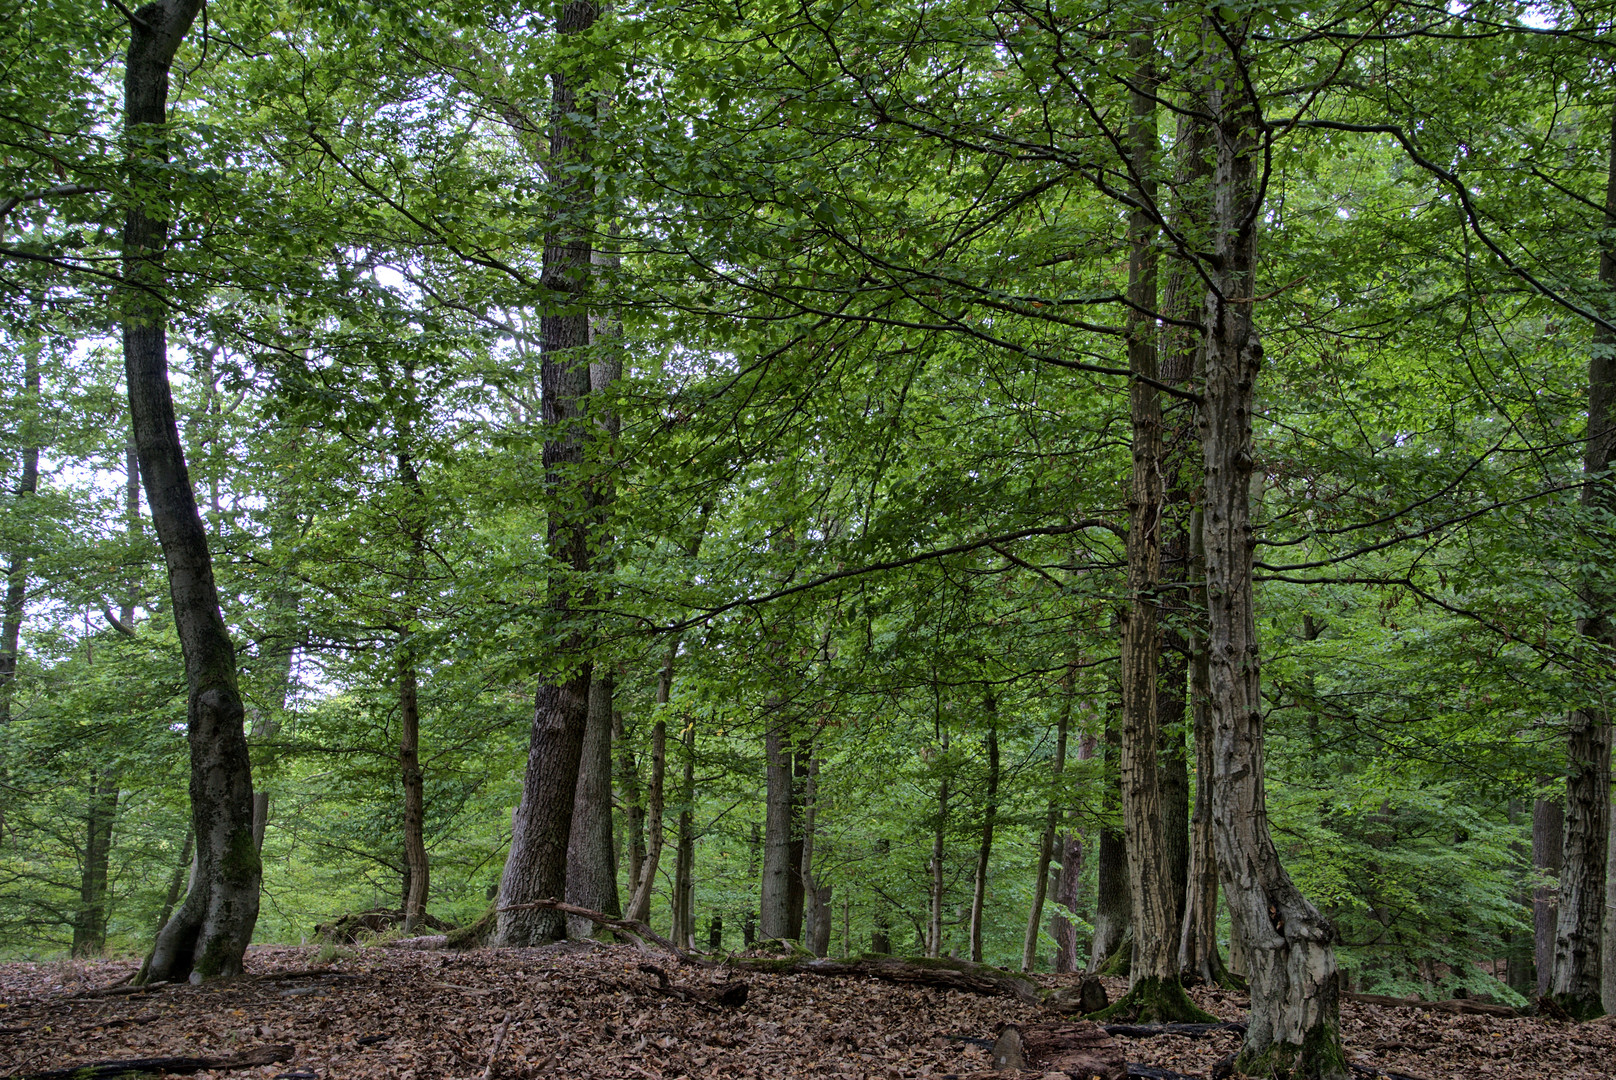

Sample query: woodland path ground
[0,944,1612,1079]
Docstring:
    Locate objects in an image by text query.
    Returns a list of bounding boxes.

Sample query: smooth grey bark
[968,694,1000,964]
[493,0,600,948]
[1023,670,1072,972]
[0,342,40,724]
[1534,796,1564,998]
[1197,19,1344,1073]
[760,714,796,940]
[566,672,621,935]
[125,0,260,985]
[1551,102,1616,1021]
[801,752,833,957]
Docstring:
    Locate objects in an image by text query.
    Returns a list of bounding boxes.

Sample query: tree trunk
[1179,509,1231,987]
[1053,727,1097,973]
[615,707,645,898]
[760,712,796,940]
[1604,791,1616,1014]
[622,658,668,923]
[492,0,599,948]
[672,715,697,948]
[969,694,999,964]
[928,728,951,959]
[745,821,760,947]
[1533,796,1564,998]
[73,771,119,957]
[1550,102,1616,1022]
[125,0,260,985]
[801,752,833,957]
[397,654,429,933]
[1090,705,1131,972]
[566,672,621,935]
[154,826,194,935]
[1024,670,1073,972]
[0,342,41,724]
[1198,19,1344,1073]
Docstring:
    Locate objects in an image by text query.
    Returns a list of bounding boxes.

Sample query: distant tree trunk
[801,752,833,957]
[0,342,41,724]
[493,0,600,948]
[154,826,194,934]
[398,655,429,933]
[1534,796,1564,998]
[622,658,668,923]
[1551,102,1616,1021]
[744,821,760,946]
[872,837,892,954]
[126,0,260,985]
[1053,727,1097,973]
[787,744,808,938]
[671,714,697,948]
[1024,671,1073,972]
[761,713,796,940]
[1198,19,1343,1072]
[1503,800,1535,997]
[1089,705,1131,972]
[1179,509,1230,987]
[566,672,621,935]
[73,772,119,957]
[615,707,645,896]
[969,694,1000,964]
[929,726,951,958]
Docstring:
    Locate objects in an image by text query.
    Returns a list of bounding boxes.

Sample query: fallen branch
[495,899,714,966]
[1103,1021,1246,1038]
[7,1044,293,1079]
[728,955,1046,1005]
[481,1010,515,1080]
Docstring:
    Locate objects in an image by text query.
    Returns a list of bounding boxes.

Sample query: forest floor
[0,943,1612,1079]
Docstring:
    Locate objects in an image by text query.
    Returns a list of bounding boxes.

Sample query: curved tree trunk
[125,0,260,985]
[492,0,600,948]
[1198,18,1345,1075]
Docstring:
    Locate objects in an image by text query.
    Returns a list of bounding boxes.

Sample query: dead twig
[495,899,716,967]
[481,1010,515,1080]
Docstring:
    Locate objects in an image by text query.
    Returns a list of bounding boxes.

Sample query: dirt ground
[0,944,1612,1079]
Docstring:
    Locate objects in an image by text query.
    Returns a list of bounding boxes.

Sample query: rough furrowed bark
[1197,17,1345,1077]
[566,672,622,937]
[124,0,259,986]
[493,0,600,949]
[1551,101,1616,1023]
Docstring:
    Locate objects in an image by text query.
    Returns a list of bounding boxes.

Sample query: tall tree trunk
[1179,509,1231,987]
[398,654,429,933]
[1089,703,1131,972]
[0,343,41,724]
[493,0,600,947]
[73,772,119,957]
[801,752,832,957]
[125,0,260,985]
[1551,102,1616,1022]
[1198,18,1345,1074]
[1534,796,1564,998]
[928,722,951,959]
[969,693,999,964]
[1023,669,1073,972]
[1115,30,1201,1020]
[760,711,796,940]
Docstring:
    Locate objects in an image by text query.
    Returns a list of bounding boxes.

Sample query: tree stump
[990,1022,1125,1079]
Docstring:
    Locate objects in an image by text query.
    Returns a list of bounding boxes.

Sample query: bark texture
[1197,20,1345,1075]
[398,656,429,933]
[493,0,601,947]
[566,673,621,935]
[125,0,260,985]
[761,715,797,941]
[1550,102,1616,1022]
[1179,517,1230,987]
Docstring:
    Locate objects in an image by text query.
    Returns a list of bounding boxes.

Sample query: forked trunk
[1198,19,1345,1075]
[126,0,260,985]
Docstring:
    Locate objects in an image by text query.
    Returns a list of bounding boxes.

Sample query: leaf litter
[0,946,1610,1079]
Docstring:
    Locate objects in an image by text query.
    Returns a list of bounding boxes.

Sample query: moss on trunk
[1088,974,1215,1023]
